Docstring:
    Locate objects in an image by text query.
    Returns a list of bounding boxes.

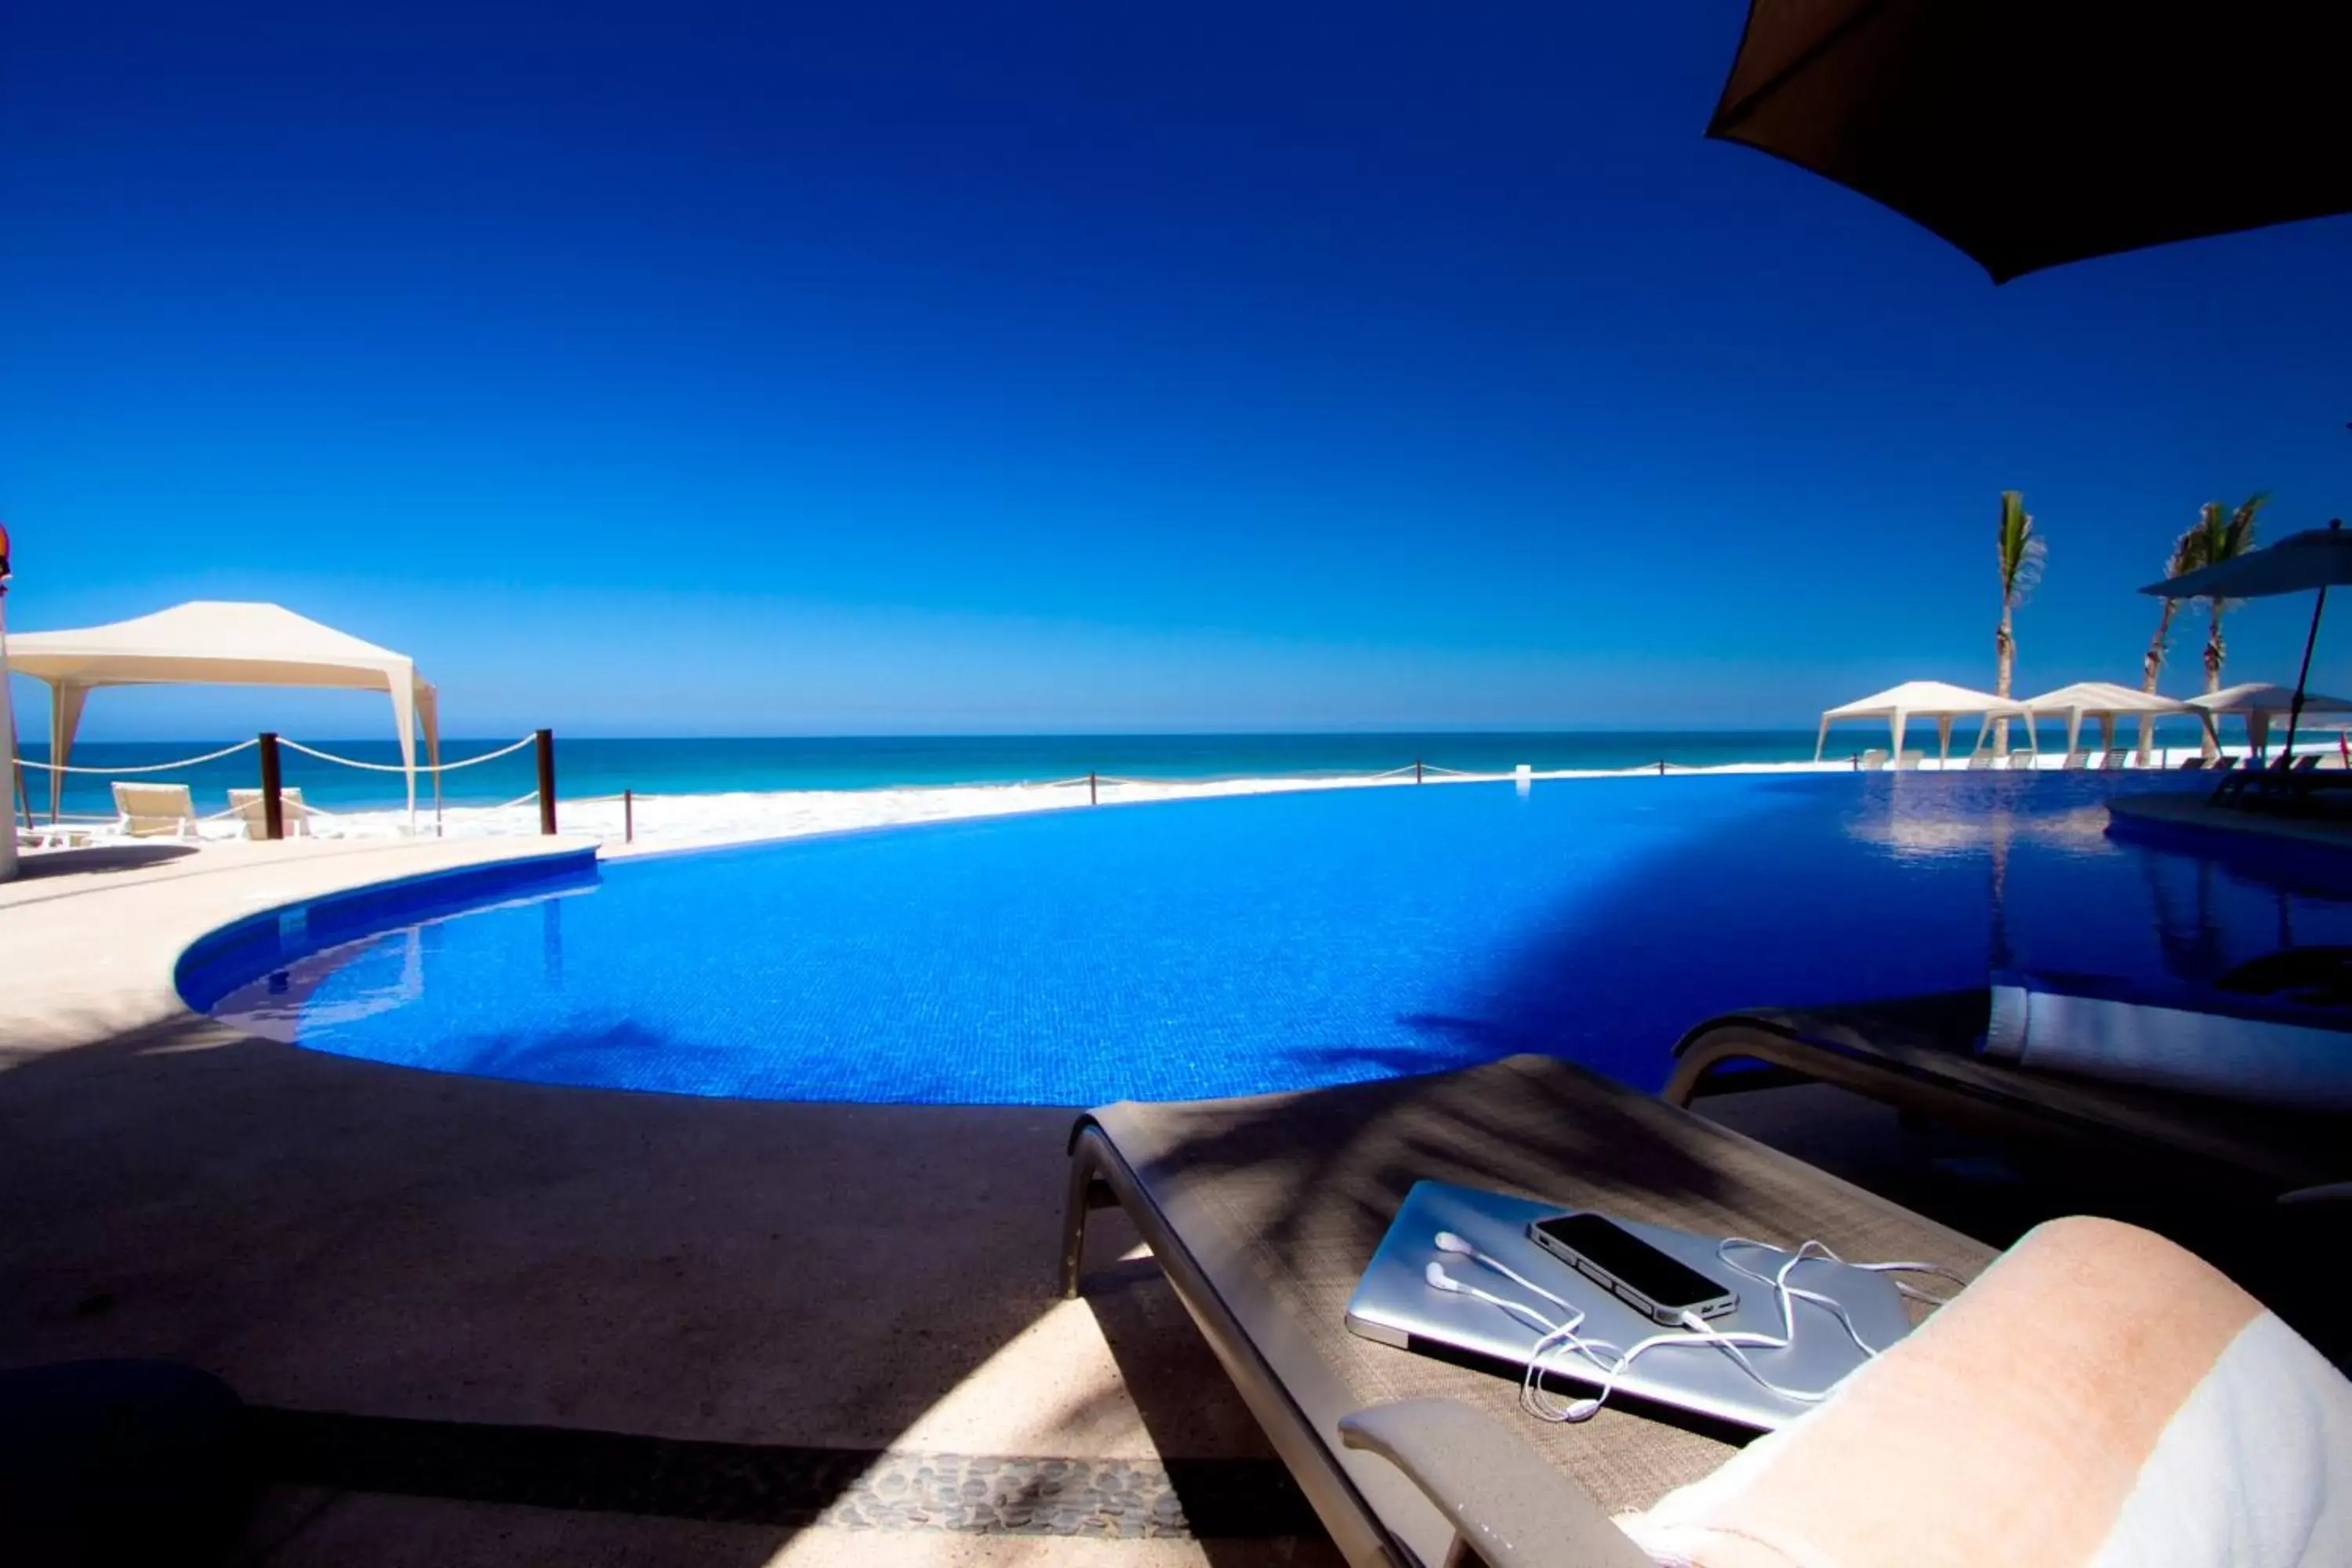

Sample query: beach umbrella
[2185,684,2352,759]
[1706,4,2350,282]
[2020,681,2189,761]
[1814,680,2024,765]
[2146,522,2352,756]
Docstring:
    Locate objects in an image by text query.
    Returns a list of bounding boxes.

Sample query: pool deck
[0,838,1335,1566]
[2106,786,2352,858]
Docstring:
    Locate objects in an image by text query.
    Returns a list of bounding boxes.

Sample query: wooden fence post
[535,729,557,834]
[258,731,285,840]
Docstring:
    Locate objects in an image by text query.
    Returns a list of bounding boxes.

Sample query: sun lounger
[1664,990,2352,1203]
[226,787,312,838]
[1060,1055,1991,1566]
[2178,756,2209,771]
[110,782,200,840]
[2103,746,2132,770]
[1857,750,1887,771]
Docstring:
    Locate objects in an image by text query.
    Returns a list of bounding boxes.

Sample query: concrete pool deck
[0,837,1338,1566]
[2,835,2189,1565]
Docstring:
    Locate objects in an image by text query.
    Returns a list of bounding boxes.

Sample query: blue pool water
[200,773,2352,1105]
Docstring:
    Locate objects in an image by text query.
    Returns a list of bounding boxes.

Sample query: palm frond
[2162,521,2207,581]
[1996,490,2042,606]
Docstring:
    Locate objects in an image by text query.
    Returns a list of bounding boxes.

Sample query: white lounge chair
[111,782,200,840]
[1858,750,1889,771]
[227,787,312,839]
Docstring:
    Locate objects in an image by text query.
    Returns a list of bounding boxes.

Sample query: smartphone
[1527,1213,1739,1325]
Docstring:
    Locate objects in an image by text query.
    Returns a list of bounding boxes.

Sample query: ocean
[16,731,1824,817]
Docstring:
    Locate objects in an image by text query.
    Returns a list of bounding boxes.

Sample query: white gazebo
[2019,681,2191,760]
[2188,683,2352,757]
[6,601,440,825]
[1814,680,2033,766]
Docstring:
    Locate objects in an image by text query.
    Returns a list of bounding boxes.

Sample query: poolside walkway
[0,839,1337,1566]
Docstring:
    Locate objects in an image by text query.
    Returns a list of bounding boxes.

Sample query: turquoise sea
[19,731,1825,817]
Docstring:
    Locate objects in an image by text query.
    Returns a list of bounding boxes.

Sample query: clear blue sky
[4,2,2347,739]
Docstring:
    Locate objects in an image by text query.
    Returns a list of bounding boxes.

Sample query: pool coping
[0,836,606,1062]
[176,844,601,1013]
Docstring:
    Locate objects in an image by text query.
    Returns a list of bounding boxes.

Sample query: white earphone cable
[1428,1229,1960,1424]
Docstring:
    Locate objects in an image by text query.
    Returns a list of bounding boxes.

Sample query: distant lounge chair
[1060,1056,1991,1566]
[2103,746,2132,770]
[1894,750,1926,770]
[2060,750,2089,771]
[1664,985,2352,1203]
[2211,755,2239,772]
[1858,749,1889,771]
[227,787,312,839]
[2292,754,2323,773]
[1965,750,1996,771]
[110,782,200,840]
[2179,756,2210,771]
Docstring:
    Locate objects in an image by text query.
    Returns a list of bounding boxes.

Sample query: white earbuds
[1424,1225,1965,1425]
[1434,1230,1576,1311]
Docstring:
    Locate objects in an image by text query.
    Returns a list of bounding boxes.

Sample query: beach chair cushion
[1622,1216,2352,1568]
[1984,971,2352,1112]
[226,788,310,837]
[110,782,198,838]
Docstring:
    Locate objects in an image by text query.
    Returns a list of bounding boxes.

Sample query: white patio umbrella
[2143,518,2351,755]
[1814,680,2030,765]
[2019,681,2191,760]
[2187,683,2352,757]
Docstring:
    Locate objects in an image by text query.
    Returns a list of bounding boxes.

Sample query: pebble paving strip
[253,1407,1323,1538]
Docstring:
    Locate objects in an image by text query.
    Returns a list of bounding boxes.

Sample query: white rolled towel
[1984,974,2352,1112]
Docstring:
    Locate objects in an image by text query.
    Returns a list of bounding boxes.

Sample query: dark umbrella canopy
[1708,2,2351,283]
[2143,526,2352,602]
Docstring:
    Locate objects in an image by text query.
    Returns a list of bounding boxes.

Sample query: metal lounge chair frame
[1060,1054,1989,1566]
[1662,993,2349,1202]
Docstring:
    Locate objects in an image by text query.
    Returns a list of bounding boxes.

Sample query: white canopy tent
[1814,680,2033,765]
[6,601,440,827]
[2019,681,2191,758]
[2188,683,2352,757]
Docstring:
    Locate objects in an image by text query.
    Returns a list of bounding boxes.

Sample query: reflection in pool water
[205,773,2352,1105]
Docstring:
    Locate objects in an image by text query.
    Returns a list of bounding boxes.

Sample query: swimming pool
[193,774,2352,1105]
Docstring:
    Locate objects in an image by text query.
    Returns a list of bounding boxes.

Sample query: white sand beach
[286,749,2268,857]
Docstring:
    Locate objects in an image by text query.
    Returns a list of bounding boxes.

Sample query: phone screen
[1531,1214,1730,1309]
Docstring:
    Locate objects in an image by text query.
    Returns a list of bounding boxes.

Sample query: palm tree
[2136,521,2207,760]
[2187,493,2266,754]
[2191,495,2267,688]
[1993,491,2044,753]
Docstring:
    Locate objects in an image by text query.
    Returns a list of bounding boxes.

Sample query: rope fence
[276,733,539,773]
[13,738,260,775]
[12,728,562,844]
[25,731,2232,853]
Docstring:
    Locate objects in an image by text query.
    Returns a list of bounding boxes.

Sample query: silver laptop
[1345,1180,1917,1432]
